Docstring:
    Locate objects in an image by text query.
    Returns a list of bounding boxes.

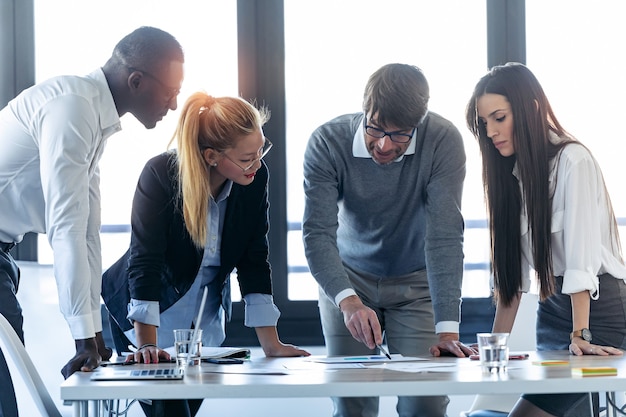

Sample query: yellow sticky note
[531,360,569,366]
[572,367,617,377]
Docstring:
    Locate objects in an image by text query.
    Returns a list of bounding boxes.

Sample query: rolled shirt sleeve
[127,299,161,327]
[243,293,280,327]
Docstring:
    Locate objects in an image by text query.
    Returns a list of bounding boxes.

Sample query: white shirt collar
[87,68,121,136]
[352,115,417,162]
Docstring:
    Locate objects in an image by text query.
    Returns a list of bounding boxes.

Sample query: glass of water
[476,332,509,374]
[173,329,203,367]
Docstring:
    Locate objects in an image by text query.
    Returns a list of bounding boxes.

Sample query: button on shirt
[0,68,121,339]
[126,180,280,348]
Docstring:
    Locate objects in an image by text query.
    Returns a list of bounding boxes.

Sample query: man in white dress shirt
[0,26,184,417]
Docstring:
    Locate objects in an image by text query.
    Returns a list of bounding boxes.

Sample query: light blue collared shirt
[126,180,280,348]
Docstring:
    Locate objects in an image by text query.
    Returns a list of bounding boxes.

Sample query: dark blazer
[102,151,273,333]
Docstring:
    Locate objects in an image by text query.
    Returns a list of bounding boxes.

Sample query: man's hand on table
[61,334,111,379]
[429,332,477,358]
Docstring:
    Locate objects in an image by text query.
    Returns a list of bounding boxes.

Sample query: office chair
[0,313,63,417]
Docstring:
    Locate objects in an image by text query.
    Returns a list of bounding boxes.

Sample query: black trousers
[139,399,204,417]
[0,245,22,417]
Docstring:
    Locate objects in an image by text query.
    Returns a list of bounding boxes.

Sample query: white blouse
[515,138,626,299]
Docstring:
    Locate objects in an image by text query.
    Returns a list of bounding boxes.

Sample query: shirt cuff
[562,269,600,300]
[127,299,160,327]
[334,288,357,307]
[243,293,281,327]
[65,314,96,340]
[435,321,459,334]
[93,305,103,334]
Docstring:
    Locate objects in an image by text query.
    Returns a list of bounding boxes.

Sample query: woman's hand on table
[569,341,623,356]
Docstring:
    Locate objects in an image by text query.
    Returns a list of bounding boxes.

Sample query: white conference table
[61,350,626,417]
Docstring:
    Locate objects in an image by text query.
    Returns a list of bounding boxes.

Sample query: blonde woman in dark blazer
[102,92,308,417]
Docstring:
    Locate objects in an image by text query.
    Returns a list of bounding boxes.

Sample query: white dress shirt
[0,68,121,339]
[516,137,626,298]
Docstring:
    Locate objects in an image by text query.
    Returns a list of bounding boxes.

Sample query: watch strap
[570,330,583,340]
[570,328,591,341]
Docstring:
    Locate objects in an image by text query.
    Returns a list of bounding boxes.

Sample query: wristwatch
[570,328,592,342]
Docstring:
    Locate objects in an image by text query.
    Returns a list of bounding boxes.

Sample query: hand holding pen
[377,344,392,360]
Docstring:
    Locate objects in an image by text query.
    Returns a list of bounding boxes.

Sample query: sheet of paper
[305,354,427,364]
[386,360,522,374]
[203,368,289,375]
[282,361,365,370]
[368,362,458,373]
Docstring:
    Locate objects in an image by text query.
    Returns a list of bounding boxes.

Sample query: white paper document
[203,367,289,375]
[367,362,458,373]
[305,354,427,364]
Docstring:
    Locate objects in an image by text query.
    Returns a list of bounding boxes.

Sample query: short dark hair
[110,26,184,72]
[362,63,429,129]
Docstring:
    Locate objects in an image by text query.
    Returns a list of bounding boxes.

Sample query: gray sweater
[302,112,466,325]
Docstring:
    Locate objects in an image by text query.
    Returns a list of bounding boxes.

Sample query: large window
[25,0,626,344]
[34,0,239,267]
[284,0,490,300]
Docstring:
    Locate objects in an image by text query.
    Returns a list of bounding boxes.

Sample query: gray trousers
[318,265,449,417]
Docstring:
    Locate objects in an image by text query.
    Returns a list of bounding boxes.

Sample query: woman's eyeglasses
[221,139,273,172]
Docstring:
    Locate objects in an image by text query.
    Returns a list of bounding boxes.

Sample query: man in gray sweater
[303,63,473,417]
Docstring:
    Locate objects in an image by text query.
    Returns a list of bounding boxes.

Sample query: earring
[211,162,218,167]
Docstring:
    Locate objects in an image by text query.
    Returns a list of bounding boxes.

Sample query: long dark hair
[466,63,576,305]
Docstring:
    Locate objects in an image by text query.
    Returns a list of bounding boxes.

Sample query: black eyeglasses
[221,138,273,172]
[128,67,180,101]
[364,121,416,144]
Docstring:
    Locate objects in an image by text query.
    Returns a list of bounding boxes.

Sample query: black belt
[0,242,15,252]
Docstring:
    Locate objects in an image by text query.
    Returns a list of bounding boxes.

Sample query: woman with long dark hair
[466,62,626,417]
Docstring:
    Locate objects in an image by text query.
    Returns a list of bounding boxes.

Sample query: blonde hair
[168,92,270,247]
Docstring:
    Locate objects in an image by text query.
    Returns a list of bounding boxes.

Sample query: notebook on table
[163,346,251,360]
[90,366,184,381]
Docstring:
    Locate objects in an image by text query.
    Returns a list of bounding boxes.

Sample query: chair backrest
[0,313,62,417]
